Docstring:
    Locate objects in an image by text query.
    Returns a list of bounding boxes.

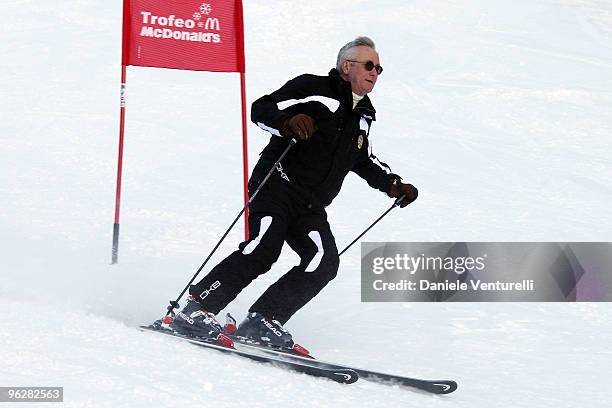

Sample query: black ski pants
[189,174,339,324]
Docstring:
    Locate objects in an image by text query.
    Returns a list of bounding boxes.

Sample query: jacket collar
[328,68,376,120]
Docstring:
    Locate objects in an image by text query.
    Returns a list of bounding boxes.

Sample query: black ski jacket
[250,68,398,208]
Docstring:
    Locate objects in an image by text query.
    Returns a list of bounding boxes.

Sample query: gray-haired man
[170,36,418,353]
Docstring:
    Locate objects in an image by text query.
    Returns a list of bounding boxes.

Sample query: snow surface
[1,0,612,407]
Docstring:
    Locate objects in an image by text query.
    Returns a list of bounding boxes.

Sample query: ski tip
[429,380,458,394]
[332,369,359,384]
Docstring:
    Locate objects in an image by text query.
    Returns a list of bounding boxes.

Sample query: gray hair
[336,36,376,71]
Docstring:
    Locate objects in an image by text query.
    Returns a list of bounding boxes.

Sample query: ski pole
[165,138,298,317]
[338,194,406,256]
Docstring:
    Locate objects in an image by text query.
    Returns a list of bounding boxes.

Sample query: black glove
[388,177,418,208]
[281,114,317,140]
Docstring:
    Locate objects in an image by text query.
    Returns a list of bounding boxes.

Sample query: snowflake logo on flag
[192,12,201,21]
[200,3,212,15]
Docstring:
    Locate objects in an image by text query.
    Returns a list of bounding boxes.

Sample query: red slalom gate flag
[113,0,249,264]
[122,0,245,72]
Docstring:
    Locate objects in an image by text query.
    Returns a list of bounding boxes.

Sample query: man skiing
[170,36,418,351]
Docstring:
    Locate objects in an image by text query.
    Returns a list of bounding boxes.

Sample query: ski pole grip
[393,194,406,206]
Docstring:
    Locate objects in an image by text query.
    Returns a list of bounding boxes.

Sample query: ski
[140,324,456,394]
[227,335,457,394]
[139,325,358,384]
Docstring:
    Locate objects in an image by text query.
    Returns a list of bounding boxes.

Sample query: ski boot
[232,312,310,357]
[168,296,233,347]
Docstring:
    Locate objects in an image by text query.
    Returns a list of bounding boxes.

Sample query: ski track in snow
[1,0,611,406]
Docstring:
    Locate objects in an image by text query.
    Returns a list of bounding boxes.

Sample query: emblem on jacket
[357,134,364,149]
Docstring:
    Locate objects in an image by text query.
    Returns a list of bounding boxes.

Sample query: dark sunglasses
[347,59,383,75]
